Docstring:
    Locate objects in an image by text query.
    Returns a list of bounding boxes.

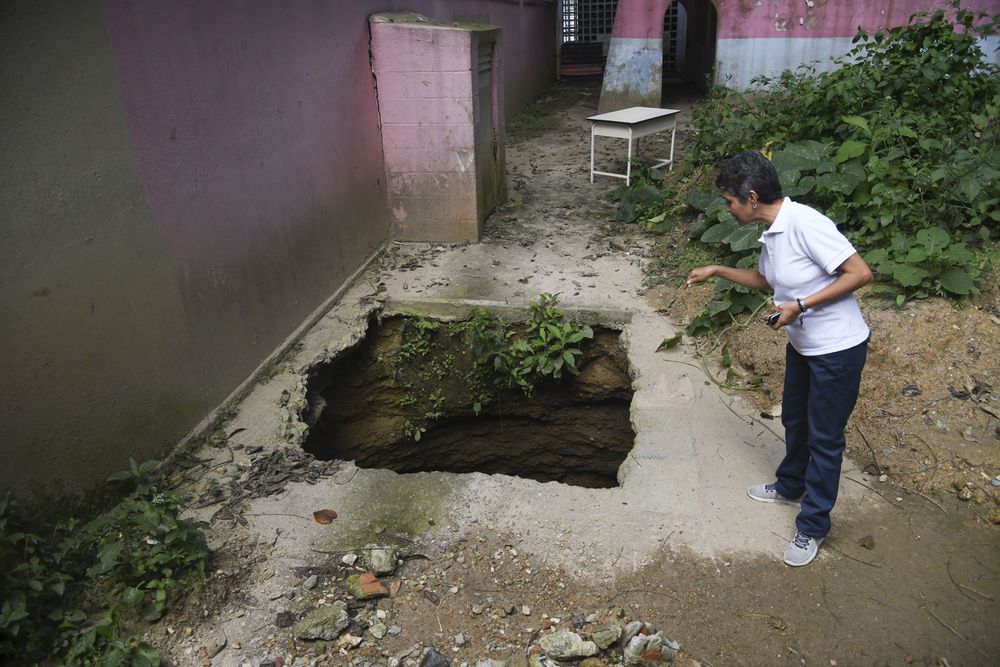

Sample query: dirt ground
[147,81,1000,667]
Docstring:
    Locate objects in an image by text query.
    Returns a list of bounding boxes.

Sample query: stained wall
[713,0,1000,88]
[0,0,555,500]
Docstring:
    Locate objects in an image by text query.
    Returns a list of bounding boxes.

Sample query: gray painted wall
[1,2,205,500]
[0,0,556,501]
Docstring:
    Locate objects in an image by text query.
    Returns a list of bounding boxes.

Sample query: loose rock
[622,630,680,666]
[539,629,599,660]
[336,633,363,649]
[365,545,401,576]
[347,572,389,599]
[420,648,452,666]
[591,623,623,650]
[292,601,350,640]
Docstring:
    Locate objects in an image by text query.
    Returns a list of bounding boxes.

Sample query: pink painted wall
[710,0,999,88]
[372,15,506,242]
[715,0,999,39]
[612,0,671,38]
[104,1,388,394]
[1,0,555,501]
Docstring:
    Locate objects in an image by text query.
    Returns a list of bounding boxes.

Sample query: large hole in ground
[302,313,635,488]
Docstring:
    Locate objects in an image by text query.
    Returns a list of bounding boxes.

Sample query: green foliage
[622,3,998,333]
[0,493,82,661]
[508,293,593,396]
[396,312,441,361]
[1,459,211,665]
[392,295,594,439]
[83,460,210,623]
[66,631,161,667]
[453,307,514,384]
[455,294,591,396]
[864,227,979,304]
[609,167,693,233]
[449,294,593,398]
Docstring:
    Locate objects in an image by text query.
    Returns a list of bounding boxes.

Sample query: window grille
[560,0,687,78]
[560,0,618,43]
[663,2,685,75]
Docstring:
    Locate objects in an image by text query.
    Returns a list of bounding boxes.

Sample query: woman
[685,150,873,567]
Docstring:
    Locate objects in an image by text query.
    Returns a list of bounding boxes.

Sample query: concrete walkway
[213,90,866,589]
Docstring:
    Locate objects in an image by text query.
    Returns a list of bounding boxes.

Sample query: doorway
[558,0,717,91]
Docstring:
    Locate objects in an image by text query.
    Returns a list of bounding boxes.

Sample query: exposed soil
[302,321,633,488]
[145,81,1000,667]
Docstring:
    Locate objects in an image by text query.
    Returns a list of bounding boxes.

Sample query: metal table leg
[590,126,595,183]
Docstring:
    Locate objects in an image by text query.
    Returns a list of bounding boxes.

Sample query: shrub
[621,3,999,332]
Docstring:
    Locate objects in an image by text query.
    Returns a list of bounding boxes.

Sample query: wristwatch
[796,298,808,313]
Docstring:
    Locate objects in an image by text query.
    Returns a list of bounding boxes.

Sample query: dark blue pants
[774,338,868,538]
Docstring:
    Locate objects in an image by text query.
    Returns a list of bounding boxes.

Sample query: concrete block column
[370,13,506,243]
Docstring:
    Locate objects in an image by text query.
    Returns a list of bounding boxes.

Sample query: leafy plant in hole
[508,293,594,396]
[390,294,594,439]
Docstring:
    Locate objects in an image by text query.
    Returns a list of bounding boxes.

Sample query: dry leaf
[313,509,338,524]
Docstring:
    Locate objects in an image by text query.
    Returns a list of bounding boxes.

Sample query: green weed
[392,295,593,439]
[1,458,211,665]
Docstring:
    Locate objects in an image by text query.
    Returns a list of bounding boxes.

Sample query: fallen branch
[896,482,948,514]
[958,584,994,601]
[611,545,625,567]
[854,425,882,476]
[902,431,940,485]
[946,556,976,601]
[720,396,786,444]
[814,536,882,569]
[923,605,994,662]
[844,476,903,510]
[244,512,313,520]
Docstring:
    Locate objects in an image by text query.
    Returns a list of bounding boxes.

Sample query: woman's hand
[769,300,800,329]
[684,265,718,288]
[685,265,771,291]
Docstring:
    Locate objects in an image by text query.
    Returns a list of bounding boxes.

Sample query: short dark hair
[715,150,783,204]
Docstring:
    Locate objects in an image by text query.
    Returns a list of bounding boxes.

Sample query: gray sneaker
[747,483,803,506]
[783,531,824,567]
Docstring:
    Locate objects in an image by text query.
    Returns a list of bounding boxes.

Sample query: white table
[588,107,680,186]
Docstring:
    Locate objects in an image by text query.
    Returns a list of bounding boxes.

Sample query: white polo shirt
[758,198,870,356]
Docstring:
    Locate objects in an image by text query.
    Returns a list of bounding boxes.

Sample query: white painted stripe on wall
[716,35,1000,90]
[604,36,664,93]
